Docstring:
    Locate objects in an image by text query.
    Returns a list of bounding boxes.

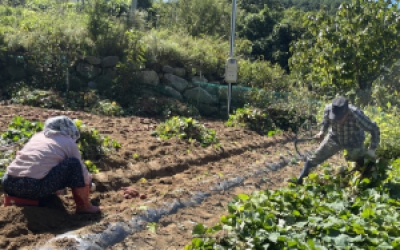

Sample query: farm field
[0,104,344,250]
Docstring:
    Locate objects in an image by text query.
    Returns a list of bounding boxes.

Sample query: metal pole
[130,0,137,20]
[229,0,236,58]
[228,0,237,116]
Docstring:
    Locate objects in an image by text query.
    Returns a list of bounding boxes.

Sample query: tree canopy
[290,0,400,91]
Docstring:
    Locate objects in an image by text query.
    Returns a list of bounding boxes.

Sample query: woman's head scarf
[43,116,80,141]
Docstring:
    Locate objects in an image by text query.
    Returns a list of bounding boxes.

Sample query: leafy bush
[152,116,218,147]
[1,116,44,144]
[363,106,400,160]
[370,84,400,111]
[65,90,101,111]
[185,158,400,250]
[91,100,124,116]
[238,59,290,90]
[226,104,315,135]
[10,87,64,109]
[74,119,121,166]
[225,105,277,136]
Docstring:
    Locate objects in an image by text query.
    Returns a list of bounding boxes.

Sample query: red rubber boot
[71,186,101,214]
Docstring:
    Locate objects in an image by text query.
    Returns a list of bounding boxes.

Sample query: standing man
[294,96,380,184]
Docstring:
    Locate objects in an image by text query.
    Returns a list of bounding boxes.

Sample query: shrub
[238,59,290,90]
[91,99,124,116]
[74,119,121,164]
[225,105,277,136]
[152,116,218,147]
[226,104,314,135]
[363,106,400,160]
[10,87,64,109]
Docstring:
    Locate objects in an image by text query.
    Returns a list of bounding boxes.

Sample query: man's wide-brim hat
[329,96,349,120]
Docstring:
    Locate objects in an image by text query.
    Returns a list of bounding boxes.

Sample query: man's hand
[314,132,324,141]
[367,148,376,158]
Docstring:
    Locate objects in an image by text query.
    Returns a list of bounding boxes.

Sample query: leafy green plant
[147,222,158,234]
[74,119,121,163]
[290,0,400,92]
[238,57,289,90]
[10,87,65,109]
[84,159,99,174]
[225,105,277,135]
[152,116,219,147]
[1,116,44,144]
[185,157,400,250]
[363,106,400,160]
[91,100,124,116]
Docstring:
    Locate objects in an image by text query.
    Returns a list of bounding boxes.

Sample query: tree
[290,0,400,92]
[237,5,305,71]
[280,0,352,13]
[151,0,231,37]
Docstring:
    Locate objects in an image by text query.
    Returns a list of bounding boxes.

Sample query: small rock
[140,70,159,86]
[162,65,174,74]
[163,73,189,92]
[84,56,101,65]
[192,76,208,83]
[101,56,119,68]
[88,81,97,89]
[173,67,186,77]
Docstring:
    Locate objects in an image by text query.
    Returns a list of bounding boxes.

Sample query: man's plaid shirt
[320,104,380,149]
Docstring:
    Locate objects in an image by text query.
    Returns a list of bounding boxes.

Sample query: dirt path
[0,104,346,250]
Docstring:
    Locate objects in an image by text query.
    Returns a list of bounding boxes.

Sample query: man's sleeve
[320,104,330,133]
[353,109,380,150]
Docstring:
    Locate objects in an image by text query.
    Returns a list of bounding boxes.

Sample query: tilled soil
[0,104,346,250]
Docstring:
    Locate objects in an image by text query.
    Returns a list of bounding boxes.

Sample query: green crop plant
[152,116,219,147]
[225,105,277,136]
[74,119,121,162]
[1,116,44,144]
[185,156,400,249]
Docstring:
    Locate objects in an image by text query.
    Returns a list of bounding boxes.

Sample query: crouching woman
[1,116,101,214]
